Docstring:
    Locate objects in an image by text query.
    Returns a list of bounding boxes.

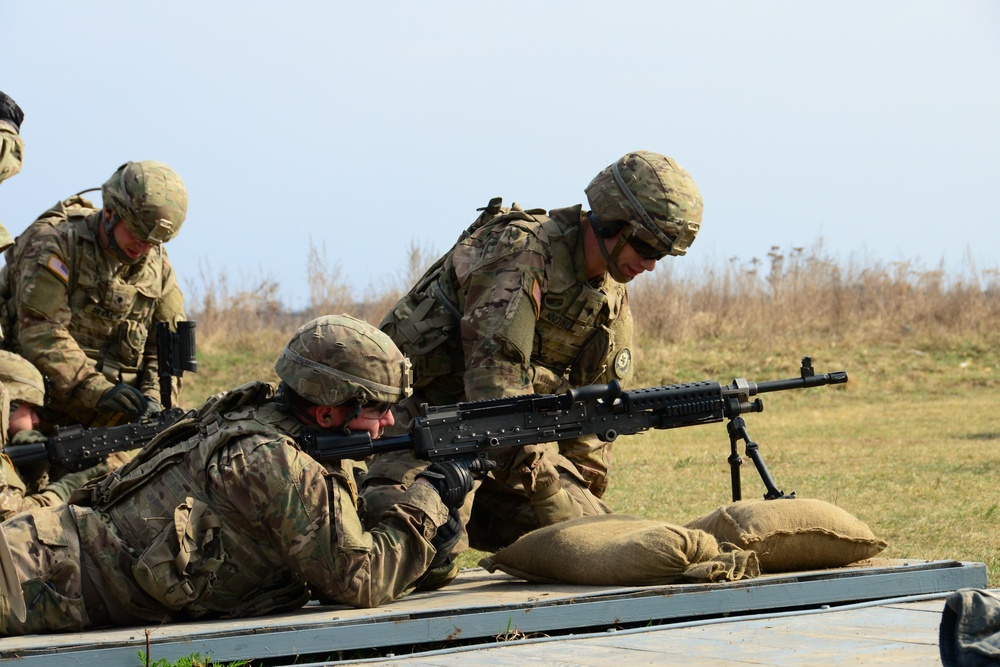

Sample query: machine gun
[5,321,198,472]
[300,356,848,502]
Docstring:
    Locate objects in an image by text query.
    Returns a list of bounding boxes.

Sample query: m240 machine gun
[6,322,198,471]
[301,356,847,501]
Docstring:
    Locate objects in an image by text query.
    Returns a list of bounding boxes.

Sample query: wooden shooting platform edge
[0,558,988,666]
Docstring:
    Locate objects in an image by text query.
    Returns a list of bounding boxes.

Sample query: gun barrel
[752,370,848,394]
[301,431,413,461]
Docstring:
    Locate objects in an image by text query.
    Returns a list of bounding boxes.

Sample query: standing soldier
[0,315,473,634]
[362,150,704,587]
[0,160,188,429]
[0,90,26,251]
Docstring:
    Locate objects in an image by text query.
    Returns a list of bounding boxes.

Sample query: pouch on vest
[132,496,225,610]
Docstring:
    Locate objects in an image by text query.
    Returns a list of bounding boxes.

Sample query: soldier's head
[100,160,187,264]
[585,151,703,283]
[0,351,44,435]
[275,314,412,439]
[0,90,25,192]
[0,91,24,134]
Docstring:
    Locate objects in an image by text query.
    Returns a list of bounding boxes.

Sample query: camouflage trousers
[0,505,162,635]
[0,506,91,634]
[360,407,612,590]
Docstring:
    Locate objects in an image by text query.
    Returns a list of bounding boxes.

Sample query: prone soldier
[0,351,107,521]
[0,314,474,634]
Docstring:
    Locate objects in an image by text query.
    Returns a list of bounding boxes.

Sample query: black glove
[428,507,463,570]
[416,458,493,509]
[140,396,162,419]
[0,91,24,132]
[97,383,148,418]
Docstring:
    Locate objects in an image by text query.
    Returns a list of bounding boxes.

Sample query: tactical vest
[383,199,633,401]
[84,382,310,619]
[0,196,168,382]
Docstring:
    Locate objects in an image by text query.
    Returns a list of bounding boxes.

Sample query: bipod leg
[727,418,745,502]
[728,417,795,501]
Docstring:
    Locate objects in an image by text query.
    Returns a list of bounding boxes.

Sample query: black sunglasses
[362,401,394,416]
[627,235,669,261]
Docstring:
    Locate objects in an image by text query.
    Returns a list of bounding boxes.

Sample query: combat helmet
[275,314,412,408]
[102,160,187,244]
[585,151,703,281]
[0,351,44,406]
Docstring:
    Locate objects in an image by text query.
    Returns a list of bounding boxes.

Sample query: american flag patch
[531,279,542,320]
[45,255,70,284]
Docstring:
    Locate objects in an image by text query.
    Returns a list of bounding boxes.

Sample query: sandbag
[479,514,759,585]
[684,498,887,573]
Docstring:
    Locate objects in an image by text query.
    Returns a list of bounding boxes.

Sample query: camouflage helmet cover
[0,351,44,406]
[585,150,703,257]
[102,160,187,244]
[275,314,412,407]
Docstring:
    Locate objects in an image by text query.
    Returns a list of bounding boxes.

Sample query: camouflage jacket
[0,455,91,521]
[72,382,449,622]
[0,198,185,425]
[381,202,634,405]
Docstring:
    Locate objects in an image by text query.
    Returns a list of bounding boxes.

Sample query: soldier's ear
[312,405,347,428]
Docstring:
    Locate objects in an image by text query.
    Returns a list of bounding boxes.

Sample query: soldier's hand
[97,383,148,418]
[42,463,110,503]
[9,429,47,445]
[141,396,162,420]
[428,507,463,570]
[416,457,494,509]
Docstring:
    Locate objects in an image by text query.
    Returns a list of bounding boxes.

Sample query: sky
[3,1,999,310]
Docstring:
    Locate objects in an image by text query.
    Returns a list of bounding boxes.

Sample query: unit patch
[614,347,632,379]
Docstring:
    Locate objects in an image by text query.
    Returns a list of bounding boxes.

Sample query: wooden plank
[0,559,986,666]
[353,598,951,666]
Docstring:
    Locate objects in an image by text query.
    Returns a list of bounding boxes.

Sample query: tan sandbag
[479,514,759,585]
[684,498,888,573]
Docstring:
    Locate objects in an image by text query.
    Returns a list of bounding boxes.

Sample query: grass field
[182,245,1000,588]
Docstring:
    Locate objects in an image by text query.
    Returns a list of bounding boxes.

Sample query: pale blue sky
[3,1,998,309]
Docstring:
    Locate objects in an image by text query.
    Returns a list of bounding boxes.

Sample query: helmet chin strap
[588,213,634,283]
[340,402,364,435]
[102,213,142,265]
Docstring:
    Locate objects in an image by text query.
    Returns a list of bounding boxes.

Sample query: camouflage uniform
[0,351,105,521]
[0,122,23,193]
[0,455,103,523]
[0,90,25,252]
[0,162,187,428]
[0,316,451,635]
[363,151,704,571]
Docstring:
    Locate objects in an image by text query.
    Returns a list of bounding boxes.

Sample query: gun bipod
[726,416,795,502]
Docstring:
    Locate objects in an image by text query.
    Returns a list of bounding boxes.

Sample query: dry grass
[182,241,1000,587]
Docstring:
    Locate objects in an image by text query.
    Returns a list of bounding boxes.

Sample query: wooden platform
[0,559,988,666]
[351,596,956,666]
